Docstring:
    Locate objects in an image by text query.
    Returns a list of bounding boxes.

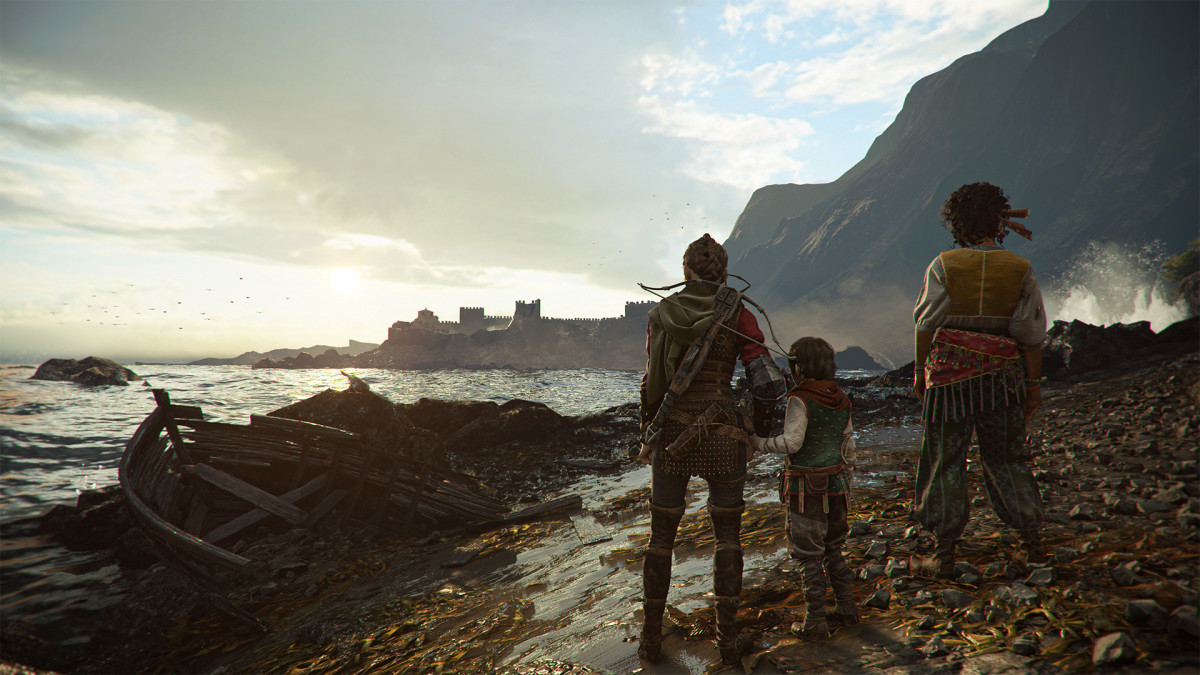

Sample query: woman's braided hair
[683,233,728,282]
[941,182,1011,247]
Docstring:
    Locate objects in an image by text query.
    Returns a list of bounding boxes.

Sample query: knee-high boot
[640,502,685,662]
[709,501,752,664]
[825,548,859,625]
[798,555,829,638]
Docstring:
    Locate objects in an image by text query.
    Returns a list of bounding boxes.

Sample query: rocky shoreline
[1,321,1197,674]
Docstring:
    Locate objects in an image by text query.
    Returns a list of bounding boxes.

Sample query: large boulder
[30,357,140,386]
[1042,319,1157,376]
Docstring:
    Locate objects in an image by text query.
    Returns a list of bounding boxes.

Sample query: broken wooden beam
[181,463,308,526]
[205,475,328,545]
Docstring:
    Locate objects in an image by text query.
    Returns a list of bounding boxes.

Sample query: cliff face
[726,1,1198,362]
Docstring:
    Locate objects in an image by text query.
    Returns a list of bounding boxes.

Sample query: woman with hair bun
[636,233,786,665]
[911,182,1048,578]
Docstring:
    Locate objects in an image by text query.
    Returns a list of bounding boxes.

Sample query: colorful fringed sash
[923,327,1024,422]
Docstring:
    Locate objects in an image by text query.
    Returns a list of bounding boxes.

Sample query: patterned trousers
[914,397,1043,540]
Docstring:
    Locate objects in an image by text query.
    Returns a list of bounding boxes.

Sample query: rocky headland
[2,318,1196,674]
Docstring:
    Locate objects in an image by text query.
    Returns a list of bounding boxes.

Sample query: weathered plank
[305,489,348,529]
[570,511,612,546]
[249,414,360,441]
[205,475,328,545]
[442,539,487,568]
[181,463,308,525]
[495,494,582,525]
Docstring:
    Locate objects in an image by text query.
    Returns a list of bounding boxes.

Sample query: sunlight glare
[329,268,361,294]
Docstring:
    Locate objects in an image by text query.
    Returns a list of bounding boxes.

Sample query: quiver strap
[642,285,742,450]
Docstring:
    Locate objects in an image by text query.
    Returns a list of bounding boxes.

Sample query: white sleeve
[913,256,949,332]
[1009,266,1047,351]
[841,417,856,466]
[762,397,808,454]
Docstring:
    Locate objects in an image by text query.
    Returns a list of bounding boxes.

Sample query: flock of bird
[584,197,706,269]
[51,277,288,330]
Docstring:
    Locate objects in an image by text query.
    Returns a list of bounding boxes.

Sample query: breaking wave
[1043,241,1191,331]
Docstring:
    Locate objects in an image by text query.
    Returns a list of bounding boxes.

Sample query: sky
[0,0,1048,363]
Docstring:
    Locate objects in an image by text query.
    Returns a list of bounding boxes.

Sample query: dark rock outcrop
[30,357,141,387]
[268,385,638,500]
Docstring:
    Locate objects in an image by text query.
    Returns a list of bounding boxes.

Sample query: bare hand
[747,435,764,461]
[636,443,654,465]
[913,378,925,402]
[1024,385,1041,421]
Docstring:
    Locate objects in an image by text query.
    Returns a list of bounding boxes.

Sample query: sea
[0,364,648,522]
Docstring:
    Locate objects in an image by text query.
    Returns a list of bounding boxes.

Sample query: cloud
[717,0,1047,106]
[638,95,813,190]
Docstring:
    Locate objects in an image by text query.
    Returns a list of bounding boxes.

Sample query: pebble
[954,561,981,586]
[1068,503,1096,520]
[1168,606,1199,644]
[1125,599,1168,630]
[865,540,889,560]
[994,582,1039,607]
[1111,560,1144,587]
[1053,546,1079,563]
[913,590,935,604]
[850,520,872,536]
[885,558,909,578]
[922,635,949,657]
[941,589,973,610]
[1092,632,1137,667]
[964,609,985,623]
[902,525,919,540]
[1024,567,1056,588]
[916,614,937,630]
[865,589,891,610]
[861,564,886,581]
[985,605,1011,623]
[1136,499,1169,515]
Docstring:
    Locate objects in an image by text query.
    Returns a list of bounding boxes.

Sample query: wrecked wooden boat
[119,389,580,624]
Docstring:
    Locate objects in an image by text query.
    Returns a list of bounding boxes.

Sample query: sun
[329,268,360,294]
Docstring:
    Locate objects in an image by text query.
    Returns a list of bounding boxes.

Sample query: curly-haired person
[911,181,1048,577]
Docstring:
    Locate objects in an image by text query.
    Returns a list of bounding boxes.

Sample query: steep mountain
[725,0,1197,363]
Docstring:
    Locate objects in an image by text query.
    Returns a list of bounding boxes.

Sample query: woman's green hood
[644,282,720,410]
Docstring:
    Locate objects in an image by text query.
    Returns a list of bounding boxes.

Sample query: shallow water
[0,363,913,672]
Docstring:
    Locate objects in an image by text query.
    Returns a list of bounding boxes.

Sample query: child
[750,337,858,639]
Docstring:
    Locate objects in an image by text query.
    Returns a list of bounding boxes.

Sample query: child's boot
[825,548,858,625]
[798,555,829,639]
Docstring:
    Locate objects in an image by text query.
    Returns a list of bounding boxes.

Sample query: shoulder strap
[642,285,742,448]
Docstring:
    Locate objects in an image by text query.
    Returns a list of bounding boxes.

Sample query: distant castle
[389,299,655,339]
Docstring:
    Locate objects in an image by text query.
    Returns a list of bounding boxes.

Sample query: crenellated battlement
[391,297,650,340]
